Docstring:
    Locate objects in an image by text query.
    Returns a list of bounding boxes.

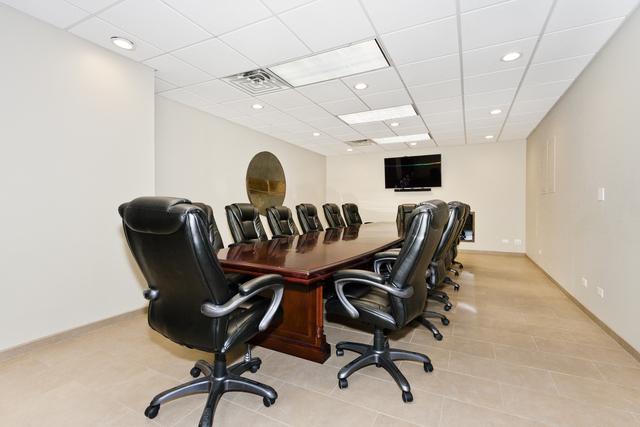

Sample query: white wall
[326,142,526,252]
[526,7,640,351]
[0,6,155,351]
[155,96,326,244]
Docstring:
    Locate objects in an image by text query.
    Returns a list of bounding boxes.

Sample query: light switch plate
[581,277,588,288]
[597,187,605,201]
[597,286,604,298]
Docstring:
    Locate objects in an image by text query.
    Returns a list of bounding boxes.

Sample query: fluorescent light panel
[339,104,417,125]
[269,40,388,87]
[373,133,430,144]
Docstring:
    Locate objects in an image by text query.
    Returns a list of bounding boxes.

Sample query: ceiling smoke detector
[222,69,290,95]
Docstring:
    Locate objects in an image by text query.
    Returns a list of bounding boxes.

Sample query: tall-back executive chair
[296,203,324,233]
[325,200,448,402]
[396,203,417,235]
[192,202,224,251]
[225,203,268,244]
[119,197,284,426]
[323,203,346,228]
[266,206,299,237]
[342,203,363,226]
[450,202,470,270]
[429,202,465,292]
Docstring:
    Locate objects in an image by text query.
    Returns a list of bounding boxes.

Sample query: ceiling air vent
[222,69,291,95]
[346,139,375,147]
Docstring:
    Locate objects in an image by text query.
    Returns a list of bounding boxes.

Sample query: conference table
[217,222,403,363]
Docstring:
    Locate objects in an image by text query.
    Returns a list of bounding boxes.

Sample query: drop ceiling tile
[254,110,300,125]
[427,122,464,135]
[416,97,463,115]
[533,19,624,64]
[323,126,363,140]
[200,104,240,119]
[546,0,638,33]
[342,68,403,95]
[351,122,395,138]
[507,111,546,124]
[461,0,553,51]
[435,137,466,146]
[464,104,508,120]
[361,0,456,34]
[305,116,347,130]
[466,125,501,138]
[464,88,515,109]
[394,124,428,136]
[408,79,461,102]
[70,17,163,61]
[155,78,176,93]
[355,145,384,153]
[380,142,412,151]
[257,89,313,110]
[188,79,249,103]
[523,55,593,86]
[383,116,424,128]
[500,126,533,141]
[219,97,277,116]
[261,0,315,14]
[516,80,572,102]
[286,104,333,121]
[99,0,211,51]
[431,129,465,140]
[144,54,212,86]
[397,54,460,87]
[463,37,537,76]
[162,0,272,35]
[459,0,510,13]
[422,110,464,125]
[66,0,119,13]
[279,0,375,52]
[465,116,504,129]
[172,38,257,78]
[160,89,210,108]
[509,97,557,115]
[220,18,310,66]
[359,89,412,109]
[407,140,436,149]
[320,98,368,115]
[381,17,458,65]
[2,0,88,28]
[296,80,355,103]
[464,67,524,95]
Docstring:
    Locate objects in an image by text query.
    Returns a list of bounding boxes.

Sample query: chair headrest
[300,204,317,216]
[324,203,339,213]
[228,203,258,220]
[119,197,193,235]
[415,200,449,229]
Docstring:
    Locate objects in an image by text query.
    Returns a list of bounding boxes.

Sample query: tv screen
[384,154,442,189]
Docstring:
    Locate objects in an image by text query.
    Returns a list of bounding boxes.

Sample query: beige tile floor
[2,253,640,426]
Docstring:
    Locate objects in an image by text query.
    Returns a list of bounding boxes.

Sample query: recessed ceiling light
[490,109,502,115]
[501,52,521,62]
[373,133,430,144]
[339,105,417,125]
[312,132,320,136]
[409,142,417,146]
[390,122,400,127]
[269,40,388,87]
[111,36,135,51]
[354,82,368,90]
[252,103,263,110]
[485,135,494,140]
[347,148,354,152]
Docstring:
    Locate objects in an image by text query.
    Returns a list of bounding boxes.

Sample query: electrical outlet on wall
[501,238,510,244]
[581,277,588,288]
[596,286,605,298]
[514,239,522,247]
[597,187,606,201]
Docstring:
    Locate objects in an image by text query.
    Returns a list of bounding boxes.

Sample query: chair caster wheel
[338,378,348,389]
[454,284,460,292]
[250,362,261,373]
[424,362,434,372]
[402,391,413,403]
[454,271,459,277]
[189,367,201,378]
[444,303,452,311]
[441,317,450,326]
[434,332,443,341]
[336,349,344,357]
[144,405,160,419]
[263,397,276,407]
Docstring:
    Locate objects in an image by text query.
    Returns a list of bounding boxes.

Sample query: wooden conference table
[217,222,403,363]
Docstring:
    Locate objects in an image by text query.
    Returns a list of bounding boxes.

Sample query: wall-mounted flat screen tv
[384,154,442,189]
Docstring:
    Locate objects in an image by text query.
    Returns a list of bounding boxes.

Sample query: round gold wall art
[246,151,286,215]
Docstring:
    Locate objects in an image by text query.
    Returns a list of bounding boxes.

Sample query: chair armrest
[333,269,414,319]
[201,274,284,332]
[372,251,399,276]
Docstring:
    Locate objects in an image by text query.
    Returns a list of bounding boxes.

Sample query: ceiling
[3,0,638,156]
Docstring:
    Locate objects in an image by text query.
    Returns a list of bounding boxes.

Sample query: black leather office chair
[450,202,470,270]
[225,203,268,244]
[323,203,346,228]
[325,201,448,402]
[296,203,324,233]
[192,202,224,251]
[342,203,363,226]
[266,206,299,237]
[429,203,465,293]
[396,203,417,236]
[119,197,284,426]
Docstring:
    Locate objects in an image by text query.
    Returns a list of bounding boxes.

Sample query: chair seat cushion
[325,288,397,330]
[223,296,282,353]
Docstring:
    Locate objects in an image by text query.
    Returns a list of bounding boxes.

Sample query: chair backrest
[192,202,224,251]
[119,197,232,352]
[396,203,417,234]
[429,202,464,262]
[388,200,448,326]
[323,203,346,228]
[225,203,268,244]
[342,203,363,226]
[296,203,324,233]
[266,206,299,236]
